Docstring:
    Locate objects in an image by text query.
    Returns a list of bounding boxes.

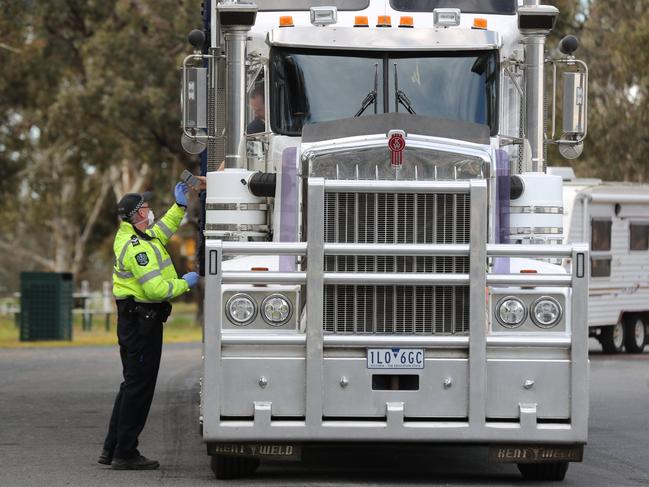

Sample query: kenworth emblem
[387,130,406,168]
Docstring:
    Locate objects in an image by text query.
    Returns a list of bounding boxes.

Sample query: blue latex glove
[174,182,189,207]
[182,272,199,288]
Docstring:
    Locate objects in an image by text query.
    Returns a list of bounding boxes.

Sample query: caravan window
[591,219,612,278]
[591,220,612,251]
[630,224,649,251]
[591,258,611,278]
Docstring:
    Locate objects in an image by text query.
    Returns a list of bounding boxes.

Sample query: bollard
[102,281,112,331]
[81,280,91,331]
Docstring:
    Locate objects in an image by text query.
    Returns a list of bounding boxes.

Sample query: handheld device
[180,169,202,191]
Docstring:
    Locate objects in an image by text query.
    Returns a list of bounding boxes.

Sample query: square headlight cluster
[491,293,566,332]
[222,289,299,330]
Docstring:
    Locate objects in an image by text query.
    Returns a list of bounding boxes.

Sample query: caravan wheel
[600,323,624,354]
[624,316,646,354]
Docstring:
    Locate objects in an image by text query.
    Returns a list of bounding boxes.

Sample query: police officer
[98,182,199,470]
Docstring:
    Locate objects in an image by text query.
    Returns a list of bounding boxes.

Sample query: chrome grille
[323,192,470,335]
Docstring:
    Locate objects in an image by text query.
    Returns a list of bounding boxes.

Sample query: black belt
[117,298,172,325]
[117,297,170,311]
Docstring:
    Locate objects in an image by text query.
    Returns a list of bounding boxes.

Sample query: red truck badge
[388,130,406,168]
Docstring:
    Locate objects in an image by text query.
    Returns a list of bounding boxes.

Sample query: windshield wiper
[355,63,379,117]
[394,64,416,115]
[354,91,376,117]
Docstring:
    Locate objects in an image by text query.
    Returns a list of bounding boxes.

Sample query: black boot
[111,454,160,470]
[97,449,113,465]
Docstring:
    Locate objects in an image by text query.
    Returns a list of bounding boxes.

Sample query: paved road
[1,340,648,486]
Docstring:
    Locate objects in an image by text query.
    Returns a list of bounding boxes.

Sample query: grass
[0,301,202,349]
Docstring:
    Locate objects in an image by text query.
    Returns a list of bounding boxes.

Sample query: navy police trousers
[102,299,170,459]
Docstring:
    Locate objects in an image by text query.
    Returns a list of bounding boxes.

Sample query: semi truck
[180,0,591,481]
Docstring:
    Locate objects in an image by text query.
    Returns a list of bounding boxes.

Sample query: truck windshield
[390,0,516,15]
[270,48,498,136]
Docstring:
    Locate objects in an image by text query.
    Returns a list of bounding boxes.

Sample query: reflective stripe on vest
[156,220,173,239]
[146,240,164,267]
[114,269,134,279]
[145,241,173,272]
[165,282,174,300]
[117,241,131,272]
[138,269,162,285]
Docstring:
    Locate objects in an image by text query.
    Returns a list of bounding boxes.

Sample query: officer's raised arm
[145,183,189,245]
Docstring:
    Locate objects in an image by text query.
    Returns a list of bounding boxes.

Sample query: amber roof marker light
[354,15,369,27]
[473,18,488,30]
[376,15,391,28]
[279,15,294,28]
[399,16,414,28]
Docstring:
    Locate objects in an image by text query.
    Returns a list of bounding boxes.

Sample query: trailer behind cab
[558,168,649,353]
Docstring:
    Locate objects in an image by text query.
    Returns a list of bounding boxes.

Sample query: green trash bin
[20,272,73,341]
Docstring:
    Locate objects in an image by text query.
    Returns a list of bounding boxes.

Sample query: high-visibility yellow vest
[112,203,189,303]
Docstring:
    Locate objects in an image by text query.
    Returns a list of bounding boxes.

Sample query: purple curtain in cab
[279,147,299,272]
[494,149,510,274]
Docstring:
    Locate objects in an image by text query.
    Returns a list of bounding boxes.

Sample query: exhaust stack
[518,1,558,173]
[217,2,258,169]
[205,3,265,243]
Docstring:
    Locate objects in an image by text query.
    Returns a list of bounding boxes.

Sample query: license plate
[367,348,424,369]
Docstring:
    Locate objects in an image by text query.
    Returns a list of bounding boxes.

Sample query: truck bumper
[202,352,588,444]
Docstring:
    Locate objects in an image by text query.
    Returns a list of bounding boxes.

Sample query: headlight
[261,294,292,326]
[531,297,562,328]
[226,293,256,325]
[496,297,526,328]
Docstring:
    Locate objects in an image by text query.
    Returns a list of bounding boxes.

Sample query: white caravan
[554,168,649,353]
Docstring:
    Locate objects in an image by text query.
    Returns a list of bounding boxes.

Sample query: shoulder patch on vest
[135,252,149,266]
[130,235,140,246]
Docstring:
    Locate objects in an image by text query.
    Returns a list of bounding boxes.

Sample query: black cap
[117,191,152,221]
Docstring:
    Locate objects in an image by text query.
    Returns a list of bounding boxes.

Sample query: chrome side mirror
[562,71,586,138]
[548,35,589,159]
[181,65,209,154]
[183,67,208,132]
[559,35,586,141]
[180,29,214,155]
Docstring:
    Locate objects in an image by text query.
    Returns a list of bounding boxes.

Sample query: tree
[548,0,649,182]
[577,1,649,181]
[0,0,201,290]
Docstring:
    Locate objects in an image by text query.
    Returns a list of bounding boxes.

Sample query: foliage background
[0,0,648,293]
[0,0,202,293]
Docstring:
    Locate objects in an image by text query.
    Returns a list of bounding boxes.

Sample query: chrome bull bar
[203,178,589,443]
